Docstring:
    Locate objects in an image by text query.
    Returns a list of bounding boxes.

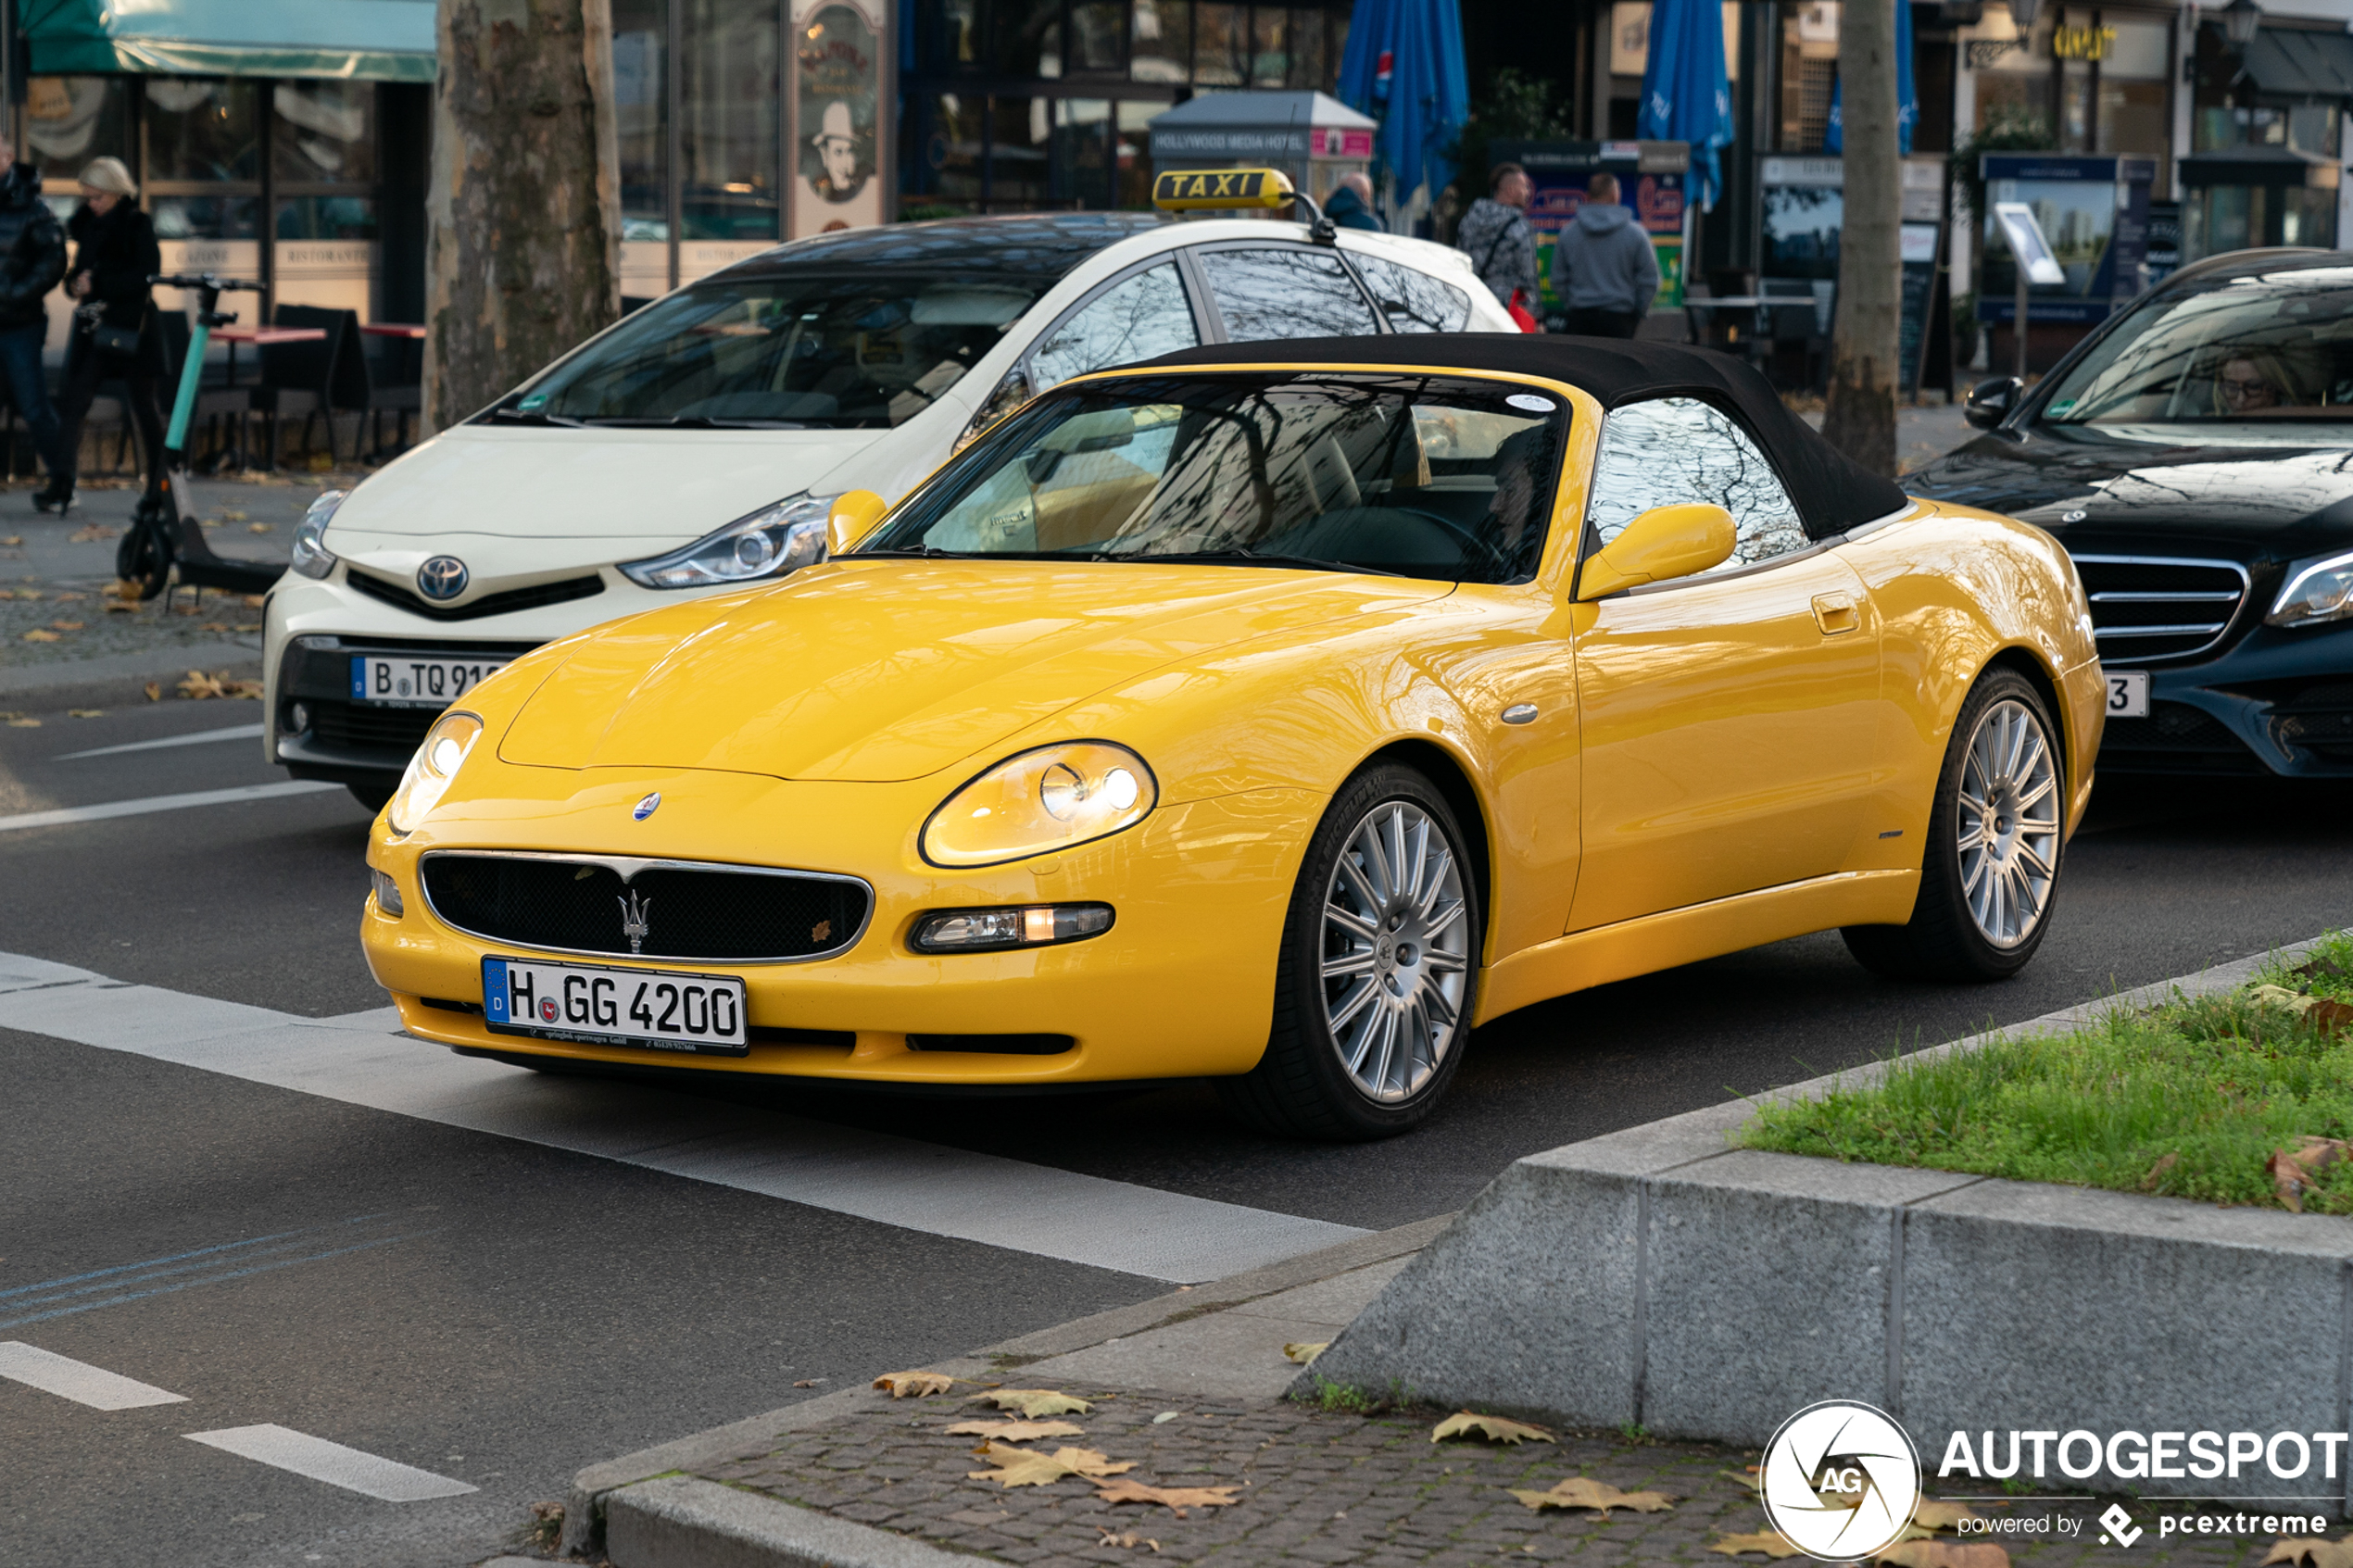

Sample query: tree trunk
[1819,0,1900,477]
[425,0,623,433]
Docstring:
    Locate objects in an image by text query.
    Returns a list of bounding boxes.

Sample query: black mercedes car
[1911,248,2353,776]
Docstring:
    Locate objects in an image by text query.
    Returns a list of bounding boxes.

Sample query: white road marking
[55,722,266,760]
[0,952,1364,1283]
[184,1424,477,1501]
[0,780,340,834]
[0,1342,188,1409]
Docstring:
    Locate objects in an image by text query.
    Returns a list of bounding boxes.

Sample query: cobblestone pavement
[694,1386,2317,1568]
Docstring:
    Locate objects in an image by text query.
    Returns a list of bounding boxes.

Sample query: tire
[115,520,170,601]
[1217,764,1481,1140]
[1843,667,2065,982]
[346,781,395,812]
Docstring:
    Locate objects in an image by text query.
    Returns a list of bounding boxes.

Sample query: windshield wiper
[860,545,988,559]
[1130,547,1403,578]
[480,407,590,428]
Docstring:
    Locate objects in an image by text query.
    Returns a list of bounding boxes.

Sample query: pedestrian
[1550,172,1659,340]
[1325,171,1382,232]
[45,157,168,516]
[0,132,68,498]
[1455,163,1539,324]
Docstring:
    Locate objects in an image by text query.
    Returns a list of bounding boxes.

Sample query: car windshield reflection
[2044,267,2353,425]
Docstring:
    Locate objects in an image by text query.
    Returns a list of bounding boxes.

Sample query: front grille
[348,569,606,622]
[2073,555,2248,662]
[309,699,438,755]
[420,852,871,963]
[2099,700,2265,773]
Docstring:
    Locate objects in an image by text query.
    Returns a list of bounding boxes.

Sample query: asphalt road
[2,694,2350,1568]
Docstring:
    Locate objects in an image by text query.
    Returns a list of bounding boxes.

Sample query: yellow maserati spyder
[359,335,2101,1139]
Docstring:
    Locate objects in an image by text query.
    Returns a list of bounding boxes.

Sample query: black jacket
[0,163,64,334]
[66,199,165,377]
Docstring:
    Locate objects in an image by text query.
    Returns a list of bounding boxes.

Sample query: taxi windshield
[864,373,1568,584]
[484,271,1052,430]
[2042,268,2353,424]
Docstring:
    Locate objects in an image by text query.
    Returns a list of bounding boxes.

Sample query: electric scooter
[114,272,283,601]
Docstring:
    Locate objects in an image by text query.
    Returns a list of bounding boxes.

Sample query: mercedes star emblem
[416,555,469,600]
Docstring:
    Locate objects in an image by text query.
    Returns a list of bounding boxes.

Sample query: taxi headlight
[618,494,832,589]
[289,489,345,580]
[921,742,1155,868]
[2269,547,2353,629]
[385,711,483,834]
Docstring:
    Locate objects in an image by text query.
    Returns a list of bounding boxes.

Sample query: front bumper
[362,767,1326,1085]
[2100,620,2353,776]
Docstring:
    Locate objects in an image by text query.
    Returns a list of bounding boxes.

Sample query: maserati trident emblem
[618,890,652,955]
[633,792,661,821]
[416,555,469,601]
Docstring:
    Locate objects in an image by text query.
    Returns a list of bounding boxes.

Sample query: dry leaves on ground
[1908,1501,1983,1531]
[2269,1136,2353,1212]
[248,521,272,533]
[1283,1342,1327,1365]
[1,711,38,727]
[967,1388,1091,1418]
[2263,1537,2353,1567]
[792,1378,824,1388]
[50,620,82,632]
[2140,1150,2180,1191]
[175,670,263,700]
[1097,1528,1160,1549]
[68,709,101,719]
[1874,1542,2008,1567]
[1507,1476,1673,1515]
[965,1441,1132,1488]
[1092,1478,1239,1518]
[103,598,134,613]
[143,682,160,701]
[0,534,19,546]
[944,1419,1087,1441]
[219,509,248,522]
[1709,1530,1805,1559]
[871,1371,954,1399]
[20,627,57,642]
[52,590,82,601]
[1430,1411,1555,1446]
[67,524,115,542]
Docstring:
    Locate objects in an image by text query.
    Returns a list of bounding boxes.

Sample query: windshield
[865,373,1568,584]
[2042,267,2353,424]
[485,271,1054,429]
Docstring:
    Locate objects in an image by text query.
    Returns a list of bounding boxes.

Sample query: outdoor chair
[249,304,344,469]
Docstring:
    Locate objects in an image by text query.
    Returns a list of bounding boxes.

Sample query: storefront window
[1053,98,1114,207]
[1072,1,1126,71]
[992,96,1052,207]
[1252,8,1290,84]
[911,92,985,207]
[275,82,379,239]
[679,0,780,239]
[1132,0,1190,82]
[994,0,1063,75]
[614,0,669,240]
[148,79,260,181]
[24,77,131,182]
[1116,100,1158,206]
[1777,0,1840,151]
[1195,3,1247,83]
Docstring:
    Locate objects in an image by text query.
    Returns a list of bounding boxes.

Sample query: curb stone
[606,1475,977,1568]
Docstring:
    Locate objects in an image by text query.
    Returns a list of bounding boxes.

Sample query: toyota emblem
[417,556,469,600]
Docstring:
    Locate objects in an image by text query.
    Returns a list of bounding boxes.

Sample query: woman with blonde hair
[39,156,167,514]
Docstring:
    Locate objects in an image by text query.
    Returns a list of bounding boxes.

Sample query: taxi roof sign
[1152,167,1297,211]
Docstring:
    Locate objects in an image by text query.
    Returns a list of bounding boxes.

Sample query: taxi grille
[348,570,605,622]
[420,853,870,963]
[2073,556,2248,662]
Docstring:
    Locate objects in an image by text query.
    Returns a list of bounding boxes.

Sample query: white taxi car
[266,203,1512,807]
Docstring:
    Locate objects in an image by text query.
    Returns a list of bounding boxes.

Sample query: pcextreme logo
[1760,1400,1923,1562]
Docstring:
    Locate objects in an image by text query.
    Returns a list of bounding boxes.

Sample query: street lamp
[2222,0,2262,46]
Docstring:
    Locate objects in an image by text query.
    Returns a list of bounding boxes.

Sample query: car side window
[1196,247,1383,342]
[1585,396,1809,574]
[1350,253,1473,333]
[1026,261,1202,394]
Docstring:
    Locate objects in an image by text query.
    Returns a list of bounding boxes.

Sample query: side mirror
[826,490,889,557]
[1964,376,2022,430]
[1575,503,1738,601]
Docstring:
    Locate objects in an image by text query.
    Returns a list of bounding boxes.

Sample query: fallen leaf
[2269,1136,2353,1212]
[201,621,232,633]
[945,1419,1087,1441]
[2312,999,2353,1037]
[2140,1151,2180,1192]
[2264,1537,2353,1567]
[0,711,36,727]
[1722,1467,1764,1493]
[1097,1528,1160,1549]
[1431,1411,1555,1446]
[0,534,19,546]
[1284,1342,1328,1365]
[248,521,273,533]
[2254,984,2321,1016]
[1874,1543,2009,1567]
[1709,1530,1806,1560]
[242,594,265,607]
[0,588,12,598]
[20,627,57,642]
[1507,1476,1673,1515]
[178,671,226,699]
[872,1371,954,1399]
[143,682,160,701]
[103,599,134,613]
[220,508,248,522]
[49,620,82,632]
[1092,1478,1239,1517]
[1909,1500,1983,1531]
[966,1442,1131,1488]
[14,587,37,599]
[68,709,102,718]
[51,591,82,601]
[1151,1411,1181,1424]
[792,1378,823,1388]
[67,524,115,543]
[226,681,263,700]
[968,1388,1091,1418]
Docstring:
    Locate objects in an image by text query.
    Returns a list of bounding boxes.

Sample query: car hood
[497,558,1453,783]
[1908,425,2353,558]
[328,425,885,544]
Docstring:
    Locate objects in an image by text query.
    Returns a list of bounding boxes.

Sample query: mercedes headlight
[2269,547,2353,629]
[290,489,345,580]
[618,494,832,589]
[385,711,483,834]
[921,742,1156,868]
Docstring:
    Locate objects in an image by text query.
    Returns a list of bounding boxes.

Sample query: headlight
[290,489,345,580]
[385,710,483,834]
[2269,547,2353,628]
[617,494,831,589]
[921,742,1155,868]
[911,903,1114,952]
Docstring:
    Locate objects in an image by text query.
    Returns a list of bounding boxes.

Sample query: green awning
[21,0,437,83]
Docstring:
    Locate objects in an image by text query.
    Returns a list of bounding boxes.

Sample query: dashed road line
[54,722,265,760]
[0,1342,188,1409]
[184,1424,478,1501]
[0,780,340,834]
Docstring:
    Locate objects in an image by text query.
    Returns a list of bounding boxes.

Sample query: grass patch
[1743,934,2353,1211]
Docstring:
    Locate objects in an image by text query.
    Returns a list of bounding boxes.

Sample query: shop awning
[2239,25,2353,97]
[19,0,437,83]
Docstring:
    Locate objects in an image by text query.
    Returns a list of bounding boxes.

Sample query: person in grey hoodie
[1454,163,1538,315]
[1550,172,1658,338]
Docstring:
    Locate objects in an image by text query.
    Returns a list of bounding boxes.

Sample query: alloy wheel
[1957,696,2060,948]
[1318,799,1471,1101]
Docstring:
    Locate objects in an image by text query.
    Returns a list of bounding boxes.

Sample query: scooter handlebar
[146,273,264,291]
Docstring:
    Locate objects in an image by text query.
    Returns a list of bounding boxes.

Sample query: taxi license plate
[2106,669,2150,719]
[351,654,508,709]
[482,956,749,1056]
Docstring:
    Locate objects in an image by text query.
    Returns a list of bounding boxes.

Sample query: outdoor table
[210,324,329,388]
[360,322,428,340]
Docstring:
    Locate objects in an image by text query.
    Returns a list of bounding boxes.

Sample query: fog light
[371,868,404,916]
[911,902,1113,953]
[289,701,311,734]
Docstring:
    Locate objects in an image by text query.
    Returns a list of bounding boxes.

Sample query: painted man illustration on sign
[811,100,864,204]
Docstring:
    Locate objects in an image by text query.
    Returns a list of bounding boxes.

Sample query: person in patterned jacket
[1454,163,1538,316]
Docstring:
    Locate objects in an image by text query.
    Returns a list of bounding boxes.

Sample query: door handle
[1812,593,1860,635]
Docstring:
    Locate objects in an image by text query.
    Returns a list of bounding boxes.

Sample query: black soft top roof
[1139,334,1909,540]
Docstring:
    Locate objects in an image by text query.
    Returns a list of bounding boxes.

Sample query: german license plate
[481,956,749,1056]
[351,654,508,709]
[2106,669,2149,719]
